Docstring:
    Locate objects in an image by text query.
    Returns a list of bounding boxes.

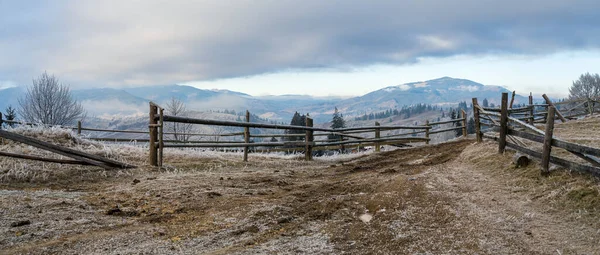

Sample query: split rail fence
[473,92,600,177]
[0,103,468,167]
[147,102,468,166]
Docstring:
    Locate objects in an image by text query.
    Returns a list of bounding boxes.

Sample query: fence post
[375,121,381,152]
[472,98,481,142]
[159,108,164,167]
[588,98,594,115]
[499,92,508,154]
[305,117,313,160]
[509,90,516,109]
[461,109,467,137]
[149,103,158,166]
[0,112,3,130]
[339,135,345,153]
[243,110,250,162]
[541,106,556,175]
[528,93,534,125]
[77,121,82,135]
[425,120,430,144]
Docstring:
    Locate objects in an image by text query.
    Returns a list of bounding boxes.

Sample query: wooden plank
[499,93,508,153]
[473,98,482,142]
[509,90,516,108]
[81,127,148,134]
[375,121,381,152]
[0,130,113,169]
[159,108,164,167]
[149,103,158,166]
[541,107,555,175]
[428,126,464,135]
[528,93,534,125]
[425,120,430,145]
[505,128,600,167]
[542,94,567,123]
[0,151,93,165]
[428,118,465,126]
[244,110,250,162]
[5,130,136,168]
[505,142,600,177]
[305,117,314,160]
[163,115,430,132]
[461,109,467,137]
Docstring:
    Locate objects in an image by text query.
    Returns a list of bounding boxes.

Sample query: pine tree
[4,105,16,127]
[328,107,346,140]
[482,98,489,107]
[451,109,462,137]
[284,112,306,142]
[467,117,475,134]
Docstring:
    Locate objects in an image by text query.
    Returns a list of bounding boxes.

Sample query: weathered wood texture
[244,110,250,162]
[472,98,482,142]
[541,107,555,175]
[542,94,566,123]
[149,103,158,166]
[499,93,508,153]
[0,151,93,165]
[305,117,314,160]
[0,129,135,169]
[375,122,381,152]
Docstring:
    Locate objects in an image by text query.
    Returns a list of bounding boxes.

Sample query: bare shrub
[18,72,86,126]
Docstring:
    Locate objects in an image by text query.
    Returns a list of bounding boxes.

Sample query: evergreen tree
[467,117,475,134]
[328,107,346,140]
[482,98,489,107]
[4,105,16,127]
[451,109,462,137]
[284,112,306,142]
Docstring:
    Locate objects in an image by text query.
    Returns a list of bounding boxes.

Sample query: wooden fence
[147,102,468,166]
[0,103,468,167]
[473,92,600,177]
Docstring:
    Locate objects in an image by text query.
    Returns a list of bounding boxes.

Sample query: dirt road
[1,139,599,254]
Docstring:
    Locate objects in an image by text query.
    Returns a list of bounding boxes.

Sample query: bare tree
[165,97,193,142]
[569,72,600,100]
[18,72,86,126]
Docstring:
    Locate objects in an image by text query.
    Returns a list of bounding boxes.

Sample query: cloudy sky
[1,0,599,97]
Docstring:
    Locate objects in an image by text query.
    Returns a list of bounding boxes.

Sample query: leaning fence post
[305,117,313,160]
[528,93,534,125]
[499,92,508,154]
[541,106,556,175]
[375,121,381,152]
[461,109,467,137]
[149,103,159,166]
[509,90,516,109]
[425,120,430,144]
[77,121,82,135]
[542,94,566,123]
[243,110,250,162]
[472,98,481,142]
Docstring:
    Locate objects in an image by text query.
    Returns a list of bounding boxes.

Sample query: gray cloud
[1,0,599,88]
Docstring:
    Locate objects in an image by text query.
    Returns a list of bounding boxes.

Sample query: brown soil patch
[1,134,599,254]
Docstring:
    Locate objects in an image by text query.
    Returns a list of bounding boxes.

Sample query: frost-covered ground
[1,122,600,254]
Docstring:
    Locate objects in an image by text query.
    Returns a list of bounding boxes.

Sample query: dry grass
[1,117,600,254]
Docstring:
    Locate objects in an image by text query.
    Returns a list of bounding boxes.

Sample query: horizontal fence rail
[473,92,600,177]
[145,102,468,166]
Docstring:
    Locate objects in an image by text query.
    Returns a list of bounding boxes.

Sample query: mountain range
[0,77,526,123]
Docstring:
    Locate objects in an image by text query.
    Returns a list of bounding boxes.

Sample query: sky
[1,0,600,98]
